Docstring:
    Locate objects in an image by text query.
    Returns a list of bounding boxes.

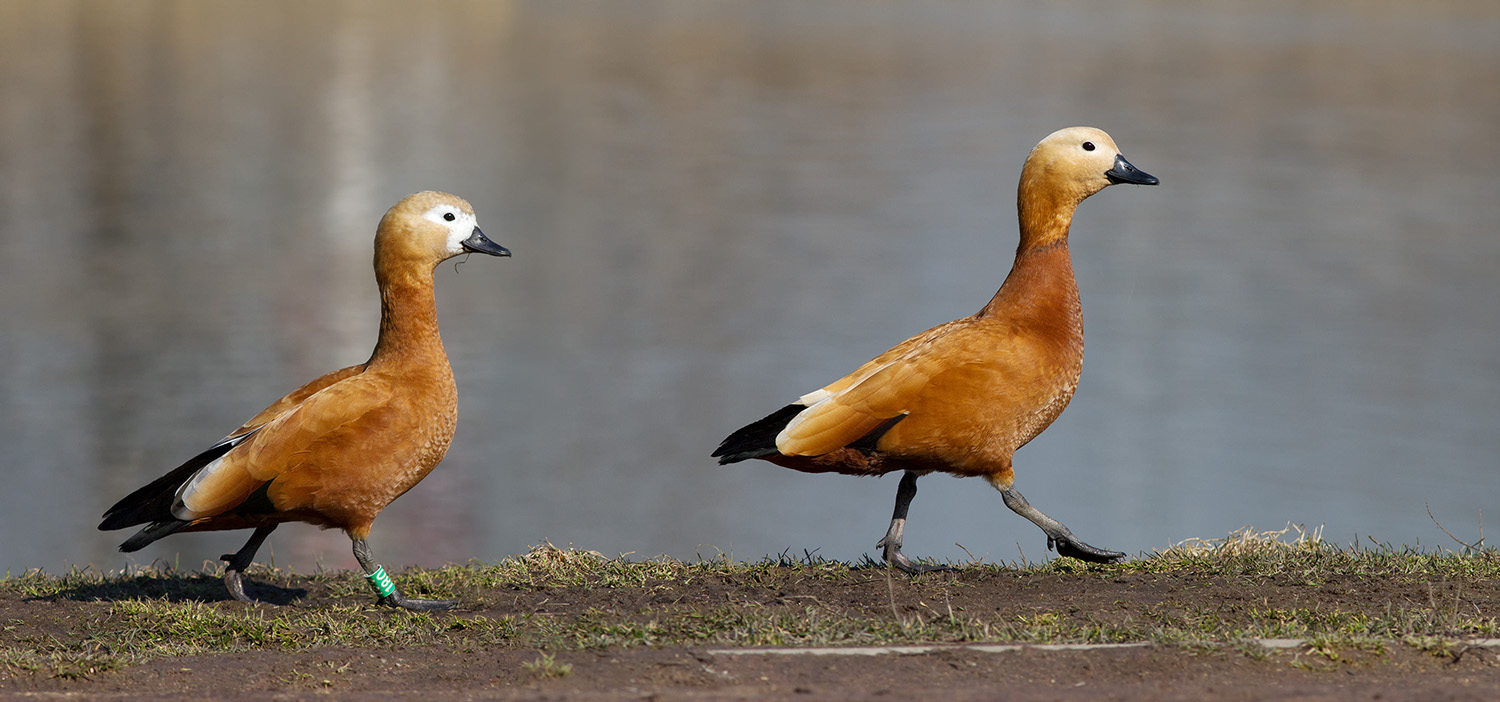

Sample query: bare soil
[4,565,1498,701]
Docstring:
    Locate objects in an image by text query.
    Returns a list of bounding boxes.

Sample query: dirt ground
[4,565,1499,701]
[11,642,1500,702]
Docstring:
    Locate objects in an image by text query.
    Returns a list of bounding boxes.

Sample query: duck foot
[222,567,254,603]
[1047,534,1127,563]
[353,538,459,611]
[877,533,956,574]
[875,471,954,574]
[220,524,278,603]
[377,593,459,611]
[1000,487,1125,564]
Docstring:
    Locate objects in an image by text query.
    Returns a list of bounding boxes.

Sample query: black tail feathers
[714,403,909,464]
[712,403,805,464]
[118,520,191,552]
[99,429,260,538]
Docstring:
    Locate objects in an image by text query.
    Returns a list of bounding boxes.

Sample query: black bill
[1105,154,1159,186]
[461,227,512,256]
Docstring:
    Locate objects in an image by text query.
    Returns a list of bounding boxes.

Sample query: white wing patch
[796,388,832,406]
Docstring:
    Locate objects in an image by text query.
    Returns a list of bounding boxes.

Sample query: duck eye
[1081,141,1096,152]
[443,212,456,222]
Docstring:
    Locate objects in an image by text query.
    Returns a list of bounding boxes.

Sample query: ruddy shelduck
[714,127,1158,572]
[99,191,510,609]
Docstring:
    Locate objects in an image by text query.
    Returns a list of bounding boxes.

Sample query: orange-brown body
[762,242,1083,489]
[100,191,511,607]
[178,263,462,542]
[715,127,1156,568]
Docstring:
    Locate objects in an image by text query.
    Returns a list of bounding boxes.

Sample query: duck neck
[981,243,1081,328]
[1015,178,1077,252]
[368,266,450,370]
[979,189,1083,339]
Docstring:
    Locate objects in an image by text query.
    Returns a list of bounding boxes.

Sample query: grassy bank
[3,527,1497,680]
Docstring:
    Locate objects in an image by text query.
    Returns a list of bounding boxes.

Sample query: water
[2,1,1497,577]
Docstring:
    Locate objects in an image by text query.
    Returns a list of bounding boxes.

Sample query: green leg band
[366,566,397,598]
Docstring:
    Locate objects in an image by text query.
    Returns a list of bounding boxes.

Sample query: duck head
[374,191,511,278]
[1014,127,1157,248]
[1020,126,1158,206]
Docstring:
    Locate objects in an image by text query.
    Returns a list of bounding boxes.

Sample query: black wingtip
[714,448,777,465]
[118,520,191,552]
[99,429,261,532]
[713,403,806,464]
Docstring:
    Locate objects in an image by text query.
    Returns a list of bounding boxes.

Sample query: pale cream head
[374,191,509,277]
[1021,127,1157,205]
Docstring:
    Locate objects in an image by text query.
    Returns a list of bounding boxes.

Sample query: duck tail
[712,403,806,464]
[99,428,260,532]
[118,520,191,552]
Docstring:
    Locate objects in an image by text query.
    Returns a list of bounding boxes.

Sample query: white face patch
[423,204,480,255]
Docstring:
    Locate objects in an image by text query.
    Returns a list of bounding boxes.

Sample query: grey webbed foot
[877,533,955,574]
[352,538,459,611]
[222,566,255,603]
[377,593,459,611]
[1047,533,1126,563]
[220,524,278,603]
[875,471,954,574]
[1000,487,1125,564]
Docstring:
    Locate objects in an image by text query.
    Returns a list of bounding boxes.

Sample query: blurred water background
[2,1,1497,577]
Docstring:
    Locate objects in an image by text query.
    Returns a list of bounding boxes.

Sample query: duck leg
[221,525,277,603]
[999,487,1125,563]
[875,471,953,574]
[351,539,457,611]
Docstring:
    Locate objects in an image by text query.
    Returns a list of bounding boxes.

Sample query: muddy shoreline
[5,551,1498,700]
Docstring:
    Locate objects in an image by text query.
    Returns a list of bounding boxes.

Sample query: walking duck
[99,191,510,608]
[714,127,1157,572]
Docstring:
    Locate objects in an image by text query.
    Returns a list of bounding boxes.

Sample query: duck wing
[98,364,365,532]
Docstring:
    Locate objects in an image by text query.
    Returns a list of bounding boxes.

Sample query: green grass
[2,527,1496,679]
[522,652,573,679]
[1128,525,1500,580]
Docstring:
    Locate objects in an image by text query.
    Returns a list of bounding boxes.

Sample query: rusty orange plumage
[714,127,1158,571]
[99,191,511,608]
